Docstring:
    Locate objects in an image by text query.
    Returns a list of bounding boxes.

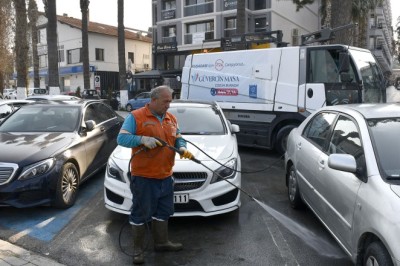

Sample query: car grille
[0,163,18,185]
[173,172,208,192]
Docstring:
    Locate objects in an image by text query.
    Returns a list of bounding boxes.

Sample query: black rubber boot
[152,220,183,252]
[132,225,145,264]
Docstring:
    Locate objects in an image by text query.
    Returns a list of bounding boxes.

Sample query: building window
[255,17,268,32]
[162,26,177,43]
[58,46,64,63]
[185,20,214,44]
[184,0,213,17]
[67,48,82,64]
[96,48,104,61]
[128,52,134,63]
[39,54,47,68]
[254,0,266,10]
[162,0,176,20]
[38,28,46,44]
[224,17,237,37]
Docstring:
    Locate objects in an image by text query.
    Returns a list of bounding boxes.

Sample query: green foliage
[292,0,315,11]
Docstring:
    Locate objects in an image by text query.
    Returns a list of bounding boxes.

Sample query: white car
[3,89,17,99]
[104,100,242,217]
[285,103,400,265]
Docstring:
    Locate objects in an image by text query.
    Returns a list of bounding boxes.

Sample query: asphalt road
[0,147,352,266]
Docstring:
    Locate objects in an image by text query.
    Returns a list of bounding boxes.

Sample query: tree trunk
[28,0,40,88]
[80,0,90,91]
[44,0,60,94]
[236,0,246,50]
[118,0,127,107]
[0,0,13,92]
[330,0,353,45]
[14,0,29,98]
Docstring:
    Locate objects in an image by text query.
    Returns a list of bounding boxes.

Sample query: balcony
[184,2,213,17]
[184,31,214,44]
[161,36,177,43]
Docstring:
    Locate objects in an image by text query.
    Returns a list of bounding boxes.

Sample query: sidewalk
[0,239,65,266]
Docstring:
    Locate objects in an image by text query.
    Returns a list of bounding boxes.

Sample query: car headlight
[210,158,237,184]
[106,157,126,183]
[19,158,55,180]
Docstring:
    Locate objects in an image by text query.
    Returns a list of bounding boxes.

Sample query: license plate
[174,194,189,204]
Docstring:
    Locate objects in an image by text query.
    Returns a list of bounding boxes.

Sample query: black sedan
[0,99,124,208]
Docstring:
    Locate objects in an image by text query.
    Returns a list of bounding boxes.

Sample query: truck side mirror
[339,52,350,73]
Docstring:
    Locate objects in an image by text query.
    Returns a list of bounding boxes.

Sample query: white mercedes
[104,100,241,217]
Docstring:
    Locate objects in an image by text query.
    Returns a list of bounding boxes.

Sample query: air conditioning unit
[144,63,149,69]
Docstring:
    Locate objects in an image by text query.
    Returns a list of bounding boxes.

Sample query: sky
[392,0,399,28]
[36,0,152,32]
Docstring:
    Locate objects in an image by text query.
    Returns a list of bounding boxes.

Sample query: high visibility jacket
[131,105,177,179]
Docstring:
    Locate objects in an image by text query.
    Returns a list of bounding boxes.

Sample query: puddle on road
[253,198,346,259]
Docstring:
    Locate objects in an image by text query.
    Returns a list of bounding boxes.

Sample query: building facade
[151,0,321,90]
[29,13,152,100]
[367,0,393,75]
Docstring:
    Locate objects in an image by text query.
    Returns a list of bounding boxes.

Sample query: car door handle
[319,159,325,169]
[100,126,105,132]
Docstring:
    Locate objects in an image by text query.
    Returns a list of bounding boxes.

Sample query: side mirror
[328,154,356,173]
[340,73,353,83]
[338,52,350,73]
[85,120,96,131]
[230,124,240,133]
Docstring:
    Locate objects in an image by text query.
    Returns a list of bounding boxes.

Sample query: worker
[117,85,193,264]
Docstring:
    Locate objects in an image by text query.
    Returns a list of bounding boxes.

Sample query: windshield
[169,105,227,135]
[0,105,81,132]
[349,49,384,103]
[367,118,400,181]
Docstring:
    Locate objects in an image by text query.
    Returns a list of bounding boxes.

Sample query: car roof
[26,95,81,100]
[0,99,34,105]
[171,99,219,107]
[322,103,400,119]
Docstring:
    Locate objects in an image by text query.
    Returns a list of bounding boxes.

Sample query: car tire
[363,241,393,266]
[275,125,297,155]
[288,165,303,209]
[54,162,79,208]
[126,104,132,112]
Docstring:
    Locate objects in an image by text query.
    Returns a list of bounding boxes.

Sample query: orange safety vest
[130,105,178,179]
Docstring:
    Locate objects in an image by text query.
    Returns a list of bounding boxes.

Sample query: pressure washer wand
[155,137,201,164]
[155,137,256,201]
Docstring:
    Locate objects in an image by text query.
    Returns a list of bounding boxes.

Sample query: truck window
[307,49,359,106]
[349,49,384,103]
[307,50,356,84]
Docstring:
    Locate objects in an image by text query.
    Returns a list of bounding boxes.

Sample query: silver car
[285,103,400,266]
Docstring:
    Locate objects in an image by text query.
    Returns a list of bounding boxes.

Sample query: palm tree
[14,0,29,98]
[236,0,246,49]
[0,0,13,92]
[80,0,90,91]
[43,0,60,94]
[117,0,126,102]
[28,0,40,89]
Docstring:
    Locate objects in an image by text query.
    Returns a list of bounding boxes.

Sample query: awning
[131,69,181,79]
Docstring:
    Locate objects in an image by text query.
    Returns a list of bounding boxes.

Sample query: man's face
[150,89,172,116]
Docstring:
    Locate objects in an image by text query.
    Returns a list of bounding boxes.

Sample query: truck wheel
[275,125,297,155]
